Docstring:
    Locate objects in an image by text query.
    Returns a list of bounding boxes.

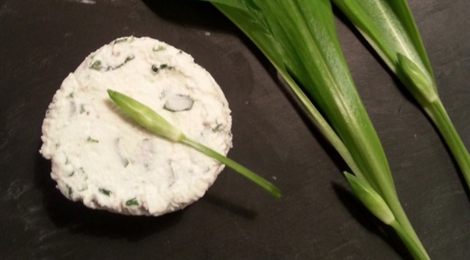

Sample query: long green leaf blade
[212,2,369,181]
[258,2,427,256]
[192,0,428,258]
[240,0,394,193]
[333,0,470,196]
[181,137,281,198]
[386,0,434,78]
[332,0,433,84]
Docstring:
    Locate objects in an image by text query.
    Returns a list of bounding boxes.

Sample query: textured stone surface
[0,0,469,259]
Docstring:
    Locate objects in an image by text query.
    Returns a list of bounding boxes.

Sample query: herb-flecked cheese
[40,36,232,216]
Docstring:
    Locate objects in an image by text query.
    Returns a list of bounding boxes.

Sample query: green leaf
[66,185,73,199]
[210,0,404,212]
[108,90,281,198]
[90,60,102,71]
[209,2,367,182]
[332,0,434,90]
[126,198,139,206]
[113,55,135,70]
[87,136,99,143]
[386,0,434,77]
[181,136,281,199]
[108,89,184,142]
[99,188,111,196]
[123,158,130,168]
[344,172,394,224]
[191,0,428,257]
[334,0,470,214]
[389,220,431,260]
[397,54,436,103]
[153,45,166,52]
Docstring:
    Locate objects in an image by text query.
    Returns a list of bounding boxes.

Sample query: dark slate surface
[1,0,469,259]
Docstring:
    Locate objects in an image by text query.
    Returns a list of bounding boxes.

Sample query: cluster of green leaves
[109,0,467,258]
[332,0,470,188]
[189,0,434,258]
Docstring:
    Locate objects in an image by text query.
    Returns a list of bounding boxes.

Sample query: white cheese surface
[40,36,232,216]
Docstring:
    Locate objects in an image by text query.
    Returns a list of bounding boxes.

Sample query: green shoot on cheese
[107,89,281,199]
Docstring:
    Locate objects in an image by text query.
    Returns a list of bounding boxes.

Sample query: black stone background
[0,0,469,259]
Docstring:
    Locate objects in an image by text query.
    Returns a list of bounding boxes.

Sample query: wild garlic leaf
[344,172,395,225]
[126,198,139,206]
[108,90,184,142]
[108,90,281,198]
[192,0,428,258]
[99,188,111,196]
[332,0,434,88]
[397,54,436,103]
[334,0,470,197]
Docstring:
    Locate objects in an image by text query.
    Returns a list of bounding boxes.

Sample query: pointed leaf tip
[106,90,183,142]
[107,89,119,103]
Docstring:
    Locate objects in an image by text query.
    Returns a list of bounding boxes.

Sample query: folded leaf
[344,172,395,225]
[397,54,436,104]
[107,89,183,142]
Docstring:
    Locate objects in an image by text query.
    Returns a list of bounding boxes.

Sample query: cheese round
[40,36,232,216]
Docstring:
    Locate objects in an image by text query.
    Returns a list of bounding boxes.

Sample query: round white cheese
[40,36,232,216]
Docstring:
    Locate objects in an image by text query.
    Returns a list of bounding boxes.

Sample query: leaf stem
[382,190,428,259]
[426,99,470,187]
[181,136,281,199]
[277,70,368,183]
[390,220,430,260]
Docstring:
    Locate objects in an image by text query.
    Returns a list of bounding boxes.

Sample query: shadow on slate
[201,193,257,220]
[142,0,233,32]
[332,183,414,260]
[333,5,470,203]
[33,150,183,241]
